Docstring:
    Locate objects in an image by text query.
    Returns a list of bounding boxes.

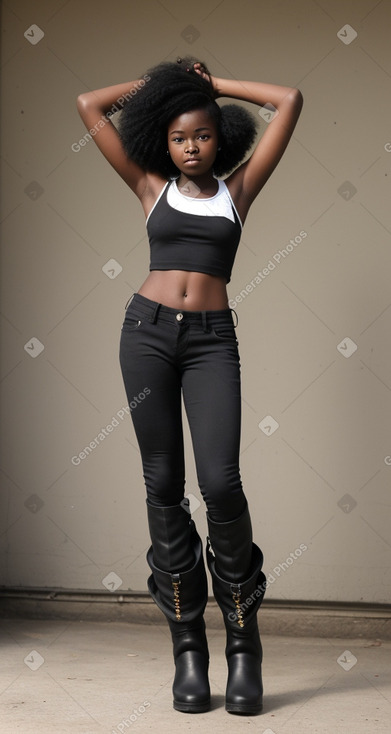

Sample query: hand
[176,56,219,97]
[191,61,219,98]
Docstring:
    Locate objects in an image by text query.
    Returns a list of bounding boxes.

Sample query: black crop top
[146,179,242,283]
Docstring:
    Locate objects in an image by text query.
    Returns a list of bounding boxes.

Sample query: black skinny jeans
[119,293,247,523]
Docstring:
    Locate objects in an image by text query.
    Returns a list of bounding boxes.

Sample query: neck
[176,172,218,196]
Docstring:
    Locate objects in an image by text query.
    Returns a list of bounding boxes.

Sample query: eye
[171,136,184,143]
[198,134,210,141]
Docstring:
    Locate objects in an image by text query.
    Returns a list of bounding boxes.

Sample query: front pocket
[212,325,237,341]
[122,317,142,332]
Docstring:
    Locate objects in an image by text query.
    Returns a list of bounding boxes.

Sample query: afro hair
[117,57,258,178]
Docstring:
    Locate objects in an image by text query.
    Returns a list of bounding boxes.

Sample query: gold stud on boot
[172,574,181,620]
[232,586,244,628]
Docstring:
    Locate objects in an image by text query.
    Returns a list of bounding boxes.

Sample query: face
[167,108,219,177]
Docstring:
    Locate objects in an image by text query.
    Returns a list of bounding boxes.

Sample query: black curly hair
[118,57,258,178]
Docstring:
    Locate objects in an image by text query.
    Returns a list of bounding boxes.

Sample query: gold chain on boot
[172,574,181,620]
[232,588,244,627]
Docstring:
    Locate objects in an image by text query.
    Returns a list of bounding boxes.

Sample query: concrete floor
[1,618,390,733]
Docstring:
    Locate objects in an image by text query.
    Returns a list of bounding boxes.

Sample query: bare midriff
[138,270,229,311]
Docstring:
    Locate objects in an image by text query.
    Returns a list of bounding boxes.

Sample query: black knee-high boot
[146,500,210,713]
[206,503,266,715]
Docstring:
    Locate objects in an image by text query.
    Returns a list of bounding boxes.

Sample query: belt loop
[149,302,161,323]
[230,308,239,328]
[201,311,208,332]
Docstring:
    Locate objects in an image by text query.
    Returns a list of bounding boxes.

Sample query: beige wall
[1,0,390,603]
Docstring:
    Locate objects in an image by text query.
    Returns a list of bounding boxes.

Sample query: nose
[185,139,198,153]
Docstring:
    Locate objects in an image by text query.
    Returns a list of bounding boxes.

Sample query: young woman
[77,57,303,716]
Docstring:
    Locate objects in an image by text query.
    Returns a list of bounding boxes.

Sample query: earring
[166,150,170,155]
[217,146,221,151]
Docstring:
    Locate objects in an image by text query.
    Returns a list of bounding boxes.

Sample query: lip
[184,158,201,164]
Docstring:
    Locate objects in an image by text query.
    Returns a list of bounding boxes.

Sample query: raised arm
[197,67,303,221]
[76,77,156,198]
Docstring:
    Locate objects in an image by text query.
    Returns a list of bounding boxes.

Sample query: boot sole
[173,699,211,713]
[226,702,263,715]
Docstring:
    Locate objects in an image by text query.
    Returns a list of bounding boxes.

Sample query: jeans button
[176,312,184,321]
